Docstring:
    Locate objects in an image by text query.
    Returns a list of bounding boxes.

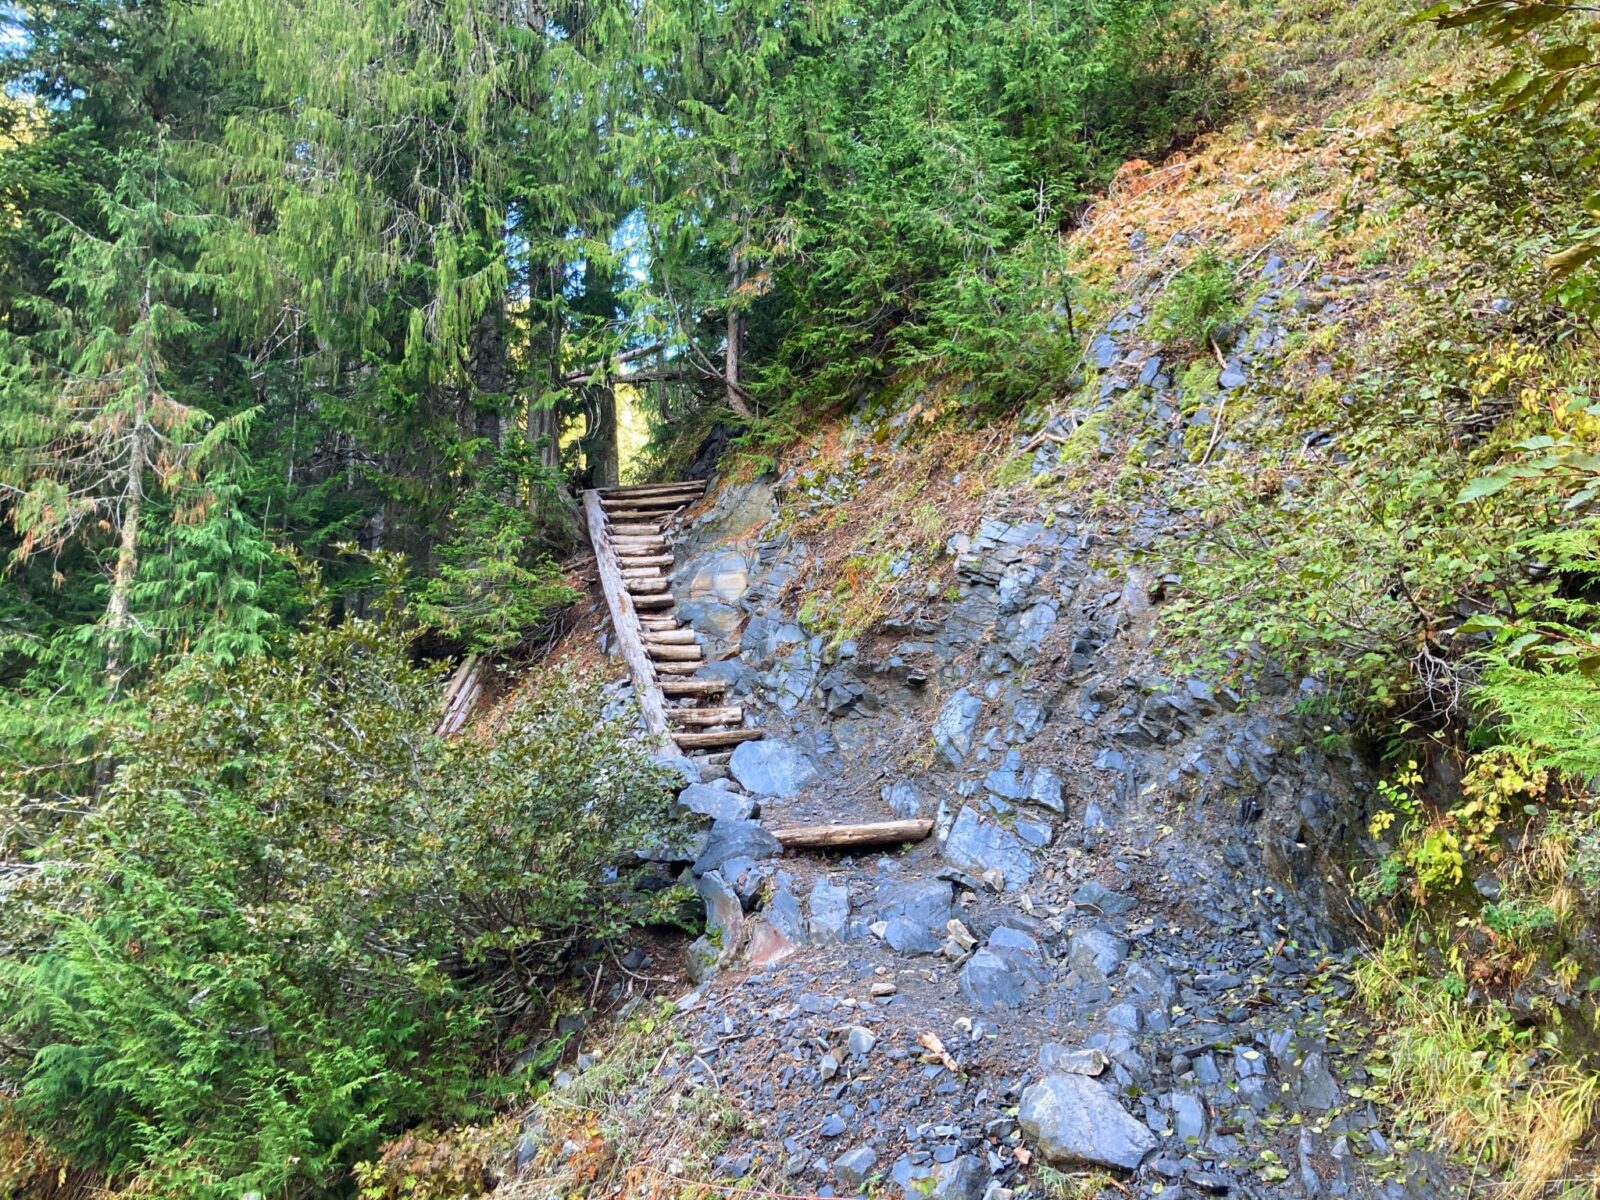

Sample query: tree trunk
[580,383,619,488]
[104,404,147,695]
[726,242,749,418]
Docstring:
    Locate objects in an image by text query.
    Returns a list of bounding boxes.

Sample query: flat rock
[959,949,1026,1011]
[676,782,756,822]
[1020,1072,1158,1171]
[943,806,1035,890]
[694,818,781,876]
[729,739,819,797]
[928,1155,989,1200]
[1072,880,1136,916]
[836,1146,879,1189]
[1067,928,1128,981]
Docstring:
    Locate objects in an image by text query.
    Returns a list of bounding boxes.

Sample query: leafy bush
[1152,250,1240,351]
[0,560,681,1198]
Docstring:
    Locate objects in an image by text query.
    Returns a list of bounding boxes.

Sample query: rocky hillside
[368,6,1600,1199]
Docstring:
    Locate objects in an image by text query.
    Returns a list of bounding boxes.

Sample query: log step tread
[673,728,766,749]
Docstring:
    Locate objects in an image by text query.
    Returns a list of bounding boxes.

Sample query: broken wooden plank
[583,490,670,745]
[673,728,766,750]
[769,820,934,850]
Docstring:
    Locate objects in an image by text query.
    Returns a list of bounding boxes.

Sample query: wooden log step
[622,570,665,585]
[661,679,728,696]
[602,481,705,499]
[648,643,702,663]
[615,553,674,569]
[602,498,689,513]
[770,819,934,850]
[640,617,681,631]
[654,661,705,675]
[626,578,669,594]
[673,728,766,750]
[643,629,697,645]
[670,706,743,727]
[612,537,667,552]
[632,593,675,610]
[609,523,662,537]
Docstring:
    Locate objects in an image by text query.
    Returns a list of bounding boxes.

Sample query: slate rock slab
[943,806,1035,890]
[676,782,756,822]
[959,949,1027,1011]
[694,818,781,876]
[1020,1072,1158,1171]
[809,877,850,944]
[934,690,983,766]
[1067,928,1128,981]
[730,739,819,797]
[1072,880,1137,916]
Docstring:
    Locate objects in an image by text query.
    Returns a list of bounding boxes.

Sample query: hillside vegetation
[2,0,1600,1197]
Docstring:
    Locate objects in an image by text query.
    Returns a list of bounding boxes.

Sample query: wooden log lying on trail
[609,522,662,537]
[640,616,680,631]
[626,577,669,594]
[654,660,704,674]
[769,819,935,850]
[632,593,675,610]
[613,536,668,552]
[661,679,729,696]
[672,728,765,749]
[643,628,697,645]
[616,552,674,568]
[669,706,743,726]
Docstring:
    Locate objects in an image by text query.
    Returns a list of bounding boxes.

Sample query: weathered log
[612,537,668,552]
[653,660,705,675]
[631,593,675,610]
[615,553,674,569]
[609,522,662,537]
[673,728,766,750]
[644,628,697,645]
[626,577,669,594]
[602,481,705,499]
[769,820,934,850]
[583,491,670,745]
[640,616,680,631]
[647,643,702,662]
[434,653,482,737]
[661,679,729,696]
[669,706,743,726]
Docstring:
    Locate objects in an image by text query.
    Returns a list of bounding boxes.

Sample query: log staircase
[583,481,765,762]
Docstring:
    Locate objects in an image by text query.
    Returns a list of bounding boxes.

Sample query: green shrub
[414,436,580,655]
[0,560,681,1198]
[1153,250,1241,351]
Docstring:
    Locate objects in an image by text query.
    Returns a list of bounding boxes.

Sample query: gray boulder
[729,739,819,797]
[1067,928,1128,981]
[651,753,702,789]
[693,818,781,876]
[675,782,755,823]
[1020,1073,1158,1170]
[943,806,1035,890]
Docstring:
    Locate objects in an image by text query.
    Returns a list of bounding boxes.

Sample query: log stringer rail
[584,481,766,760]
